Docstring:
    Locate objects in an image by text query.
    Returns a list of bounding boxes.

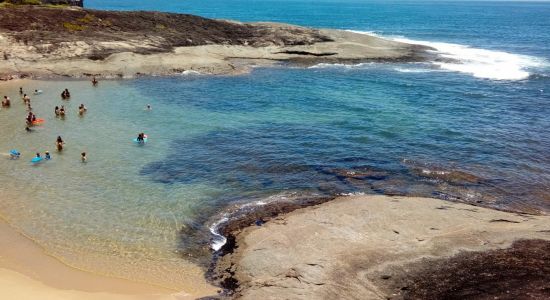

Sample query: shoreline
[210,195,550,299]
[0,215,218,299]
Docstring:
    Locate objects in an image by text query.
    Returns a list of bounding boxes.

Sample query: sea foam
[345,30,548,81]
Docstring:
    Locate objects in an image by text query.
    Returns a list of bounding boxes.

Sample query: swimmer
[59,106,66,117]
[35,152,41,159]
[136,132,145,142]
[9,150,20,159]
[146,104,152,110]
[1,96,10,107]
[19,87,23,95]
[45,151,51,160]
[56,136,65,151]
[92,77,98,86]
[25,126,32,132]
[78,104,87,115]
[54,106,60,116]
[81,152,87,162]
[61,89,71,99]
[33,89,43,95]
[27,103,32,111]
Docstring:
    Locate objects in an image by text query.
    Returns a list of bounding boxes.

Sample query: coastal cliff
[0,6,429,79]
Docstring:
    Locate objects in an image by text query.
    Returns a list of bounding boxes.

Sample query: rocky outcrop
[0,6,430,78]
[212,195,550,299]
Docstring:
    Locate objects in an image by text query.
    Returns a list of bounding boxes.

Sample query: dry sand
[214,195,550,299]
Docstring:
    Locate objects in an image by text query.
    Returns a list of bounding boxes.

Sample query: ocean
[1,0,549,290]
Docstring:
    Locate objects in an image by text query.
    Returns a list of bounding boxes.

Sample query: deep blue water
[86,1,550,213]
[87,0,550,57]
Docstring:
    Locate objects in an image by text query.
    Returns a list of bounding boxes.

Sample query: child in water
[45,151,51,160]
[81,152,87,162]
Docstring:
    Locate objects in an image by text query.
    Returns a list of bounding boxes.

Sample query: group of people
[61,88,71,99]
[136,132,147,143]
[25,111,38,125]
[54,105,66,117]
[35,151,51,160]
[10,86,92,163]
[4,77,151,165]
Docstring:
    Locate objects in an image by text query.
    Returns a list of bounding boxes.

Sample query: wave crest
[349,30,548,81]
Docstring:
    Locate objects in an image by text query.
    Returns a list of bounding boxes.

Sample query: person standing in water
[78,104,87,116]
[56,136,65,151]
[81,152,87,162]
[1,96,10,107]
[45,151,51,160]
[25,112,34,125]
[92,77,98,86]
[22,94,30,104]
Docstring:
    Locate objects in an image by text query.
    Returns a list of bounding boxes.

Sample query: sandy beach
[213,195,550,299]
[0,216,219,300]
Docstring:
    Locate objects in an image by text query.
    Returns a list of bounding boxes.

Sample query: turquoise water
[1,0,550,290]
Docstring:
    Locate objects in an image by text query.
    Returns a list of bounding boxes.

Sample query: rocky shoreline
[208,195,550,299]
[0,6,432,80]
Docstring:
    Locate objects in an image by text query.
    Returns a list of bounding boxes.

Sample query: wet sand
[213,195,550,299]
[0,218,218,300]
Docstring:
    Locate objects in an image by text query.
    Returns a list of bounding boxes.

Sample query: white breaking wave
[394,67,439,73]
[181,70,201,76]
[308,62,374,69]
[209,216,229,251]
[346,30,549,81]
